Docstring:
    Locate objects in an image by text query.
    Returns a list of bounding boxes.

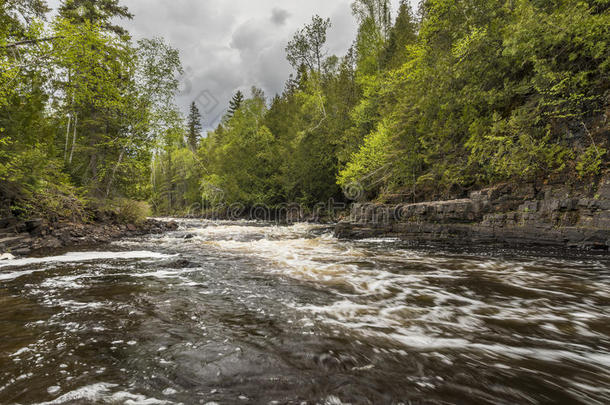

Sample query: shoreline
[0,218,178,258]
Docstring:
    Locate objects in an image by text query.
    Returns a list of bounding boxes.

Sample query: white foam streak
[35,383,175,405]
[0,251,175,273]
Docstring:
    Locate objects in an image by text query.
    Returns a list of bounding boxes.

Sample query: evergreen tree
[227,90,244,117]
[381,0,417,69]
[59,0,133,37]
[352,0,391,77]
[187,101,203,151]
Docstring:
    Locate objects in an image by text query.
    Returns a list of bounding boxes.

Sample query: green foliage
[149,116,203,215]
[227,91,244,117]
[53,18,132,109]
[338,119,395,195]
[339,0,609,199]
[59,0,133,37]
[2,0,609,223]
[286,15,331,73]
[103,198,151,224]
[25,183,90,223]
[0,0,184,222]
[198,0,609,208]
[466,111,573,181]
[381,0,417,69]
[577,145,607,178]
[202,89,283,205]
[187,102,202,151]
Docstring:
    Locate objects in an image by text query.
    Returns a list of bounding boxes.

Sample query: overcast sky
[46,0,418,129]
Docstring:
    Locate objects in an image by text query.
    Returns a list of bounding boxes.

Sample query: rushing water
[0,219,609,405]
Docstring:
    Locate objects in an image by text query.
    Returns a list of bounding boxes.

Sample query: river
[0,219,609,404]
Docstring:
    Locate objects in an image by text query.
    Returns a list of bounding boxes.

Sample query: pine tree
[59,0,133,37]
[382,0,418,69]
[227,90,244,117]
[187,101,202,151]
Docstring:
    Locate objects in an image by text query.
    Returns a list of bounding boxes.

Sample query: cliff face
[336,176,610,250]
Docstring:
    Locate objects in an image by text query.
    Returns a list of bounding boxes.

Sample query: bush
[7,182,91,223]
[576,145,607,178]
[105,198,152,224]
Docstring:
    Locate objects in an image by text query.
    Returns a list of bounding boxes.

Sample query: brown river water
[0,219,609,404]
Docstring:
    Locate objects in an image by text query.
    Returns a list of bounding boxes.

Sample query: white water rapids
[0,219,608,404]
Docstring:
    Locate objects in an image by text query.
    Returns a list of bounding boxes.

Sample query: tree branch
[3,36,63,49]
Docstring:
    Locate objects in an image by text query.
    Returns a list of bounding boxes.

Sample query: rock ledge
[0,218,178,257]
[336,178,610,250]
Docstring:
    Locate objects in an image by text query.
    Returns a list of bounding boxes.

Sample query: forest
[1,0,609,222]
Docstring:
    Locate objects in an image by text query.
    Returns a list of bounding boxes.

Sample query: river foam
[0,250,174,272]
[2,219,608,404]
[173,221,610,365]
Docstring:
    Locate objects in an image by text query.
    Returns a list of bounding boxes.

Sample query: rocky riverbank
[336,176,610,250]
[0,218,178,258]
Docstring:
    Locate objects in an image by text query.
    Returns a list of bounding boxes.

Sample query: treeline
[0,0,183,221]
[2,0,609,221]
[191,0,609,212]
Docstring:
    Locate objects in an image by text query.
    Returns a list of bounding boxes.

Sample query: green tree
[52,18,134,196]
[227,90,244,117]
[202,89,282,205]
[352,0,392,77]
[381,0,418,69]
[351,0,392,37]
[59,0,132,37]
[340,0,608,202]
[187,102,202,151]
[286,15,331,73]
[2,0,609,222]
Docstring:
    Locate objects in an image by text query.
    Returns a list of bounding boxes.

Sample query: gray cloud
[271,8,290,26]
[231,20,271,52]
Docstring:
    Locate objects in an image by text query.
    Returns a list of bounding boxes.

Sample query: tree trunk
[64,115,71,161]
[69,114,77,163]
[106,147,126,198]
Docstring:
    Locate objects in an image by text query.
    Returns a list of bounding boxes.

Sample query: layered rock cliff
[336,176,610,250]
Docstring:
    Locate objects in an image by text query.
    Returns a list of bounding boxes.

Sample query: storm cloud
[46,0,415,130]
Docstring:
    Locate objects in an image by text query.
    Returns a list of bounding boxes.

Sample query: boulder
[41,237,62,249]
[25,218,44,232]
[0,253,15,260]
